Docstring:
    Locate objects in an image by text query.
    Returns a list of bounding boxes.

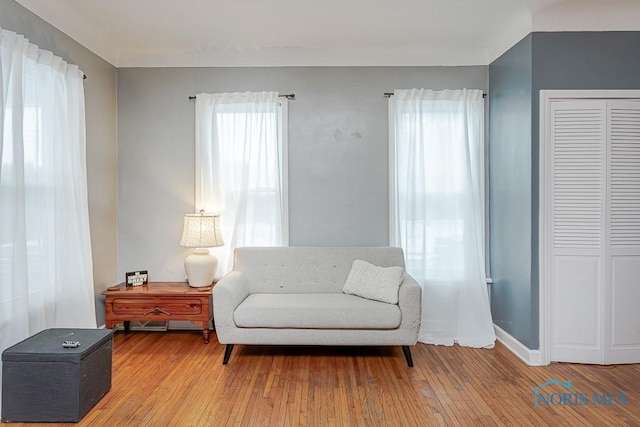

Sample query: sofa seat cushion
[233,293,401,329]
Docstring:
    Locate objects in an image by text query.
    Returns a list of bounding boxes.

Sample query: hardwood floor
[9,331,640,426]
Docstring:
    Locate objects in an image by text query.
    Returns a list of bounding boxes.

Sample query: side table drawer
[111,298,203,316]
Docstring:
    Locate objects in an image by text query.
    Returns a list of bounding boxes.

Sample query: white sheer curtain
[0,26,96,378]
[195,91,288,277]
[389,88,495,348]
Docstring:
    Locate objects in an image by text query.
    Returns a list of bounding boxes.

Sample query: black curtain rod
[188,94,295,100]
[384,92,486,98]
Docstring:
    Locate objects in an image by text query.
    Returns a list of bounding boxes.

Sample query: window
[195,91,288,277]
[389,88,495,347]
[393,106,472,280]
[390,93,484,281]
[1,27,96,361]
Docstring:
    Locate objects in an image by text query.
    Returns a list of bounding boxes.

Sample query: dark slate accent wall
[531,31,640,280]
[529,31,640,349]
[489,31,640,351]
[488,35,536,348]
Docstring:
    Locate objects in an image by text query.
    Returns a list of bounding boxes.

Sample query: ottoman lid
[2,328,113,363]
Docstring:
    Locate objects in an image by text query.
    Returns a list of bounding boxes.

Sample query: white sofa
[212,247,422,366]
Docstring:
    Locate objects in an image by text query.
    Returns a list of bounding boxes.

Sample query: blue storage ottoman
[1,328,113,423]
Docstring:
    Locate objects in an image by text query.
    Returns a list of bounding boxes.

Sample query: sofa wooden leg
[223,344,234,365]
[402,346,414,367]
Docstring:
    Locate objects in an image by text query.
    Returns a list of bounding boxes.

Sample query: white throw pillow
[343,259,404,304]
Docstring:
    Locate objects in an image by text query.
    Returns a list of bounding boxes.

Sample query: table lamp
[180,210,224,287]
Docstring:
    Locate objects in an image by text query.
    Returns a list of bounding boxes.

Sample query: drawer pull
[144,307,171,316]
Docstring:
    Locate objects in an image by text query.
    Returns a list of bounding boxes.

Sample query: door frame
[539,90,640,365]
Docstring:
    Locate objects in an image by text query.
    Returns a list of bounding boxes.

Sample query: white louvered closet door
[549,101,607,364]
[548,99,640,364]
[607,101,640,364]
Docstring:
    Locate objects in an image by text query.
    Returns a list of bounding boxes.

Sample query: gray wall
[0,0,118,326]
[117,66,488,281]
[489,31,640,350]
[488,35,536,348]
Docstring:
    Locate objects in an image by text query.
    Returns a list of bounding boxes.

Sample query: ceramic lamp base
[184,248,217,287]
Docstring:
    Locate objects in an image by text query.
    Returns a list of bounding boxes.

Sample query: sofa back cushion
[233,247,406,294]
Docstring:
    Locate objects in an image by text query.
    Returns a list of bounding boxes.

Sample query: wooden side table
[102,282,213,343]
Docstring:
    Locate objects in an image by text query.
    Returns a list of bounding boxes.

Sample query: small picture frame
[126,270,148,287]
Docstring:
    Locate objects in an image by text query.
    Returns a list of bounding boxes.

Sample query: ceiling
[14,0,640,67]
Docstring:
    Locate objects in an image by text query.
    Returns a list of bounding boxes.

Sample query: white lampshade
[180,211,224,248]
[180,211,224,287]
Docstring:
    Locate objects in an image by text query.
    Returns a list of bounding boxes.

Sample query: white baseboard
[494,324,543,366]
